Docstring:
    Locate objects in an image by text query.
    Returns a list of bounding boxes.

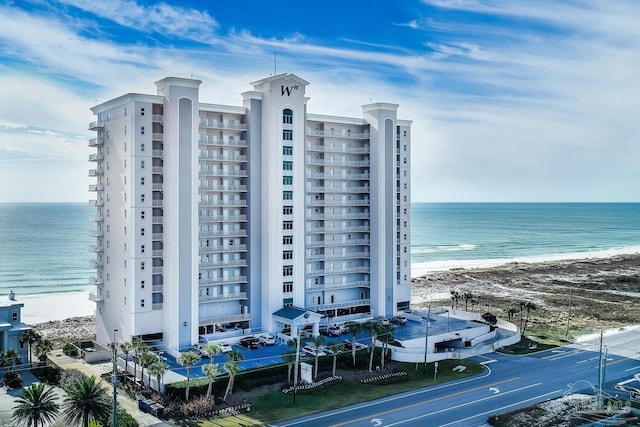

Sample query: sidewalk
[48,351,166,426]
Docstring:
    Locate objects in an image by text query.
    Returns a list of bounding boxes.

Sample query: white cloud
[57,0,218,41]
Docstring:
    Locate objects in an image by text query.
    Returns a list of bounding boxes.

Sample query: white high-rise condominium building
[88,74,411,356]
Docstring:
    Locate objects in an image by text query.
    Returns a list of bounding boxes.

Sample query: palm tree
[522,301,537,335]
[223,350,244,402]
[309,334,325,378]
[12,382,60,427]
[450,290,461,309]
[362,321,380,372]
[177,350,201,401]
[463,292,474,312]
[131,337,145,384]
[0,349,21,370]
[147,361,169,392]
[503,306,518,323]
[346,321,363,367]
[518,300,527,330]
[62,376,111,427]
[35,339,53,363]
[377,324,395,371]
[202,363,220,398]
[119,341,133,377]
[282,352,296,385]
[327,342,343,377]
[139,352,158,388]
[201,343,222,360]
[19,329,41,368]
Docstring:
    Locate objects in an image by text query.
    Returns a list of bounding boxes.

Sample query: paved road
[273,329,640,427]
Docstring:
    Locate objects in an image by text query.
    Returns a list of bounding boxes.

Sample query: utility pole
[597,331,603,411]
[423,305,431,374]
[112,329,118,427]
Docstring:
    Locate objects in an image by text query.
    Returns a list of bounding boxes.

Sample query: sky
[0,0,639,203]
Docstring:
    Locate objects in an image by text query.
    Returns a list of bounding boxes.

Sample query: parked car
[375,317,390,326]
[191,343,205,356]
[390,315,408,325]
[342,340,367,351]
[218,342,232,353]
[302,344,326,357]
[327,324,345,336]
[258,334,275,346]
[239,336,260,349]
[318,345,334,355]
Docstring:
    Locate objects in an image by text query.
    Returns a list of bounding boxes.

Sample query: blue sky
[1,0,639,202]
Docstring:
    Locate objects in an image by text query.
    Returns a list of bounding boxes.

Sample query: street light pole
[423,305,431,375]
[292,328,301,404]
[112,329,118,427]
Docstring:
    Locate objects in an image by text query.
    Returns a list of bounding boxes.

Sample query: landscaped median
[249,359,484,424]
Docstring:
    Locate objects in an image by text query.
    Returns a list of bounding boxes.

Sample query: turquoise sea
[0,203,639,296]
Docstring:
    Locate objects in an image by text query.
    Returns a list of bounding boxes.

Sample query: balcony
[152,216,163,224]
[199,169,247,177]
[152,285,163,292]
[152,303,163,310]
[306,129,370,139]
[200,154,247,162]
[88,184,104,192]
[199,199,247,207]
[152,233,163,240]
[90,215,104,222]
[152,149,163,157]
[88,199,104,207]
[89,276,104,286]
[89,228,104,237]
[152,249,163,257]
[306,266,370,275]
[152,200,164,208]
[199,137,247,147]
[89,137,104,147]
[306,172,370,180]
[199,276,247,286]
[307,212,370,220]
[199,214,247,222]
[152,114,163,122]
[88,244,103,253]
[306,298,371,312]
[200,244,247,254]
[88,121,104,130]
[152,266,163,274]
[306,251,370,261]
[306,280,370,291]
[198,313,251,327]
[199,229,247,238]
[90,260,103,268]
[199,184,247,192]
[88,292,104,302]
[199,259,247,268]
[307,199,370,207]
[152,133,163,141]
[152,166,163,174]
[88,153,104,162]
[199,120,247,131]
[199,292,247,303]
[152,183,163,191]
[306,143,369,154]
[307,185,369,194]
[88,169,104,177]
[306,225,369,234]
[307,158,370,167]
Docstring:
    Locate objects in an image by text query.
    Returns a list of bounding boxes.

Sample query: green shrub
[63,343,78,357]
[3,371,22,389]
[60,368,86,392]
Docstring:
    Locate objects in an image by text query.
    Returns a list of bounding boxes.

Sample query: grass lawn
[249,359,484,424]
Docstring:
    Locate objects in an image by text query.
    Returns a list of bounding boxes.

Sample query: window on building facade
[141,280,145,288]
[283,191,293,200]
[283,146,293,155]
[283,266,293,276]
[141,177,145,185]
[141,299,145,307]
[283,236,293,245]
[141,245,145,253]
[283,221,293,230]
[283,251,293,260]
[141,194,145,203]
[283,130,293,140]
[141,228,145,236]
[141,211,145,219]
[141,160,145,169]
[283,206,293,215]
[283,109,293,124]
[141,143,145,152]
[141,127,145,134]
[283,161,293,170]
[283,176,293,185]
[141,262,145,270]
[283,282,293,293]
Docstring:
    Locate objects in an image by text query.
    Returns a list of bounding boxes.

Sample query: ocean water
[0,203,93,295]
[411,203,640,272]
[0,203,639,296]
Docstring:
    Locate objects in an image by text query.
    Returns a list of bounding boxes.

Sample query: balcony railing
[152,133,163,141]
[306,251,370,260]
[200,154,247,162]
[89,120,104,130]
[306,172,370,180]
[88,169,104,177]
[152,183,163,191]
[307,158,370,167]
[199,214,247,222]
[198,313,251,326]
[152,303,163,310]
[306,129,370,139]
[88,184,104,192]
[152,149,163,157]
[88,292,103,302]
[88,153,104,162]
[306,226,369,234]
[152,250,163,257]
[152,233,163,240]
[306,281,370,291]
[152,266,163,274]
[199,184,247,192]
[306,266,370,275]
[199,137,247,147]
[152,200,164,207]
[90,215,104,222]
[152,285,163,292]
[152,216,163,224]
[199,200,247,207]
[200,244,247,253]
[89,137,104,147]
[199,276,247,286]
[306,298,371,312]
[89,276,104,286]
[152,114,163,122]
[199,120,247,130]
[307,199,370,207]
[88,199,104,207]
[152,166,163,174]
[199,292,247,303]
[306,143,369,153]
[199,169,247,177]
[199,229,247,238]
[307,212,370,220]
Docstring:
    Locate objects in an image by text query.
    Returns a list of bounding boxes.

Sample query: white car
[218,342,232,353]
[302,344,326,357]
[258,334,275,346]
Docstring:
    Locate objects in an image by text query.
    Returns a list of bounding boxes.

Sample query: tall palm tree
[177,350,201,401]
[19,329,41,368]
[202,363,220,398]
[282,352,296,385]
[346,321,363,367]
[131,337,145,384]
[503,306,518,323]
[518,300,527,330]
[139,352,158,388]
[309,334,325,378]
[522,301,537,335]
[147,361,169,393]
[223,350,244,402]
[450,290,461,309]
[119,341,133,377]
[377,324,395,371]
[12,382,60,427]
[327,342,343,377]
[62,376,111,427]
[463,292,474,312]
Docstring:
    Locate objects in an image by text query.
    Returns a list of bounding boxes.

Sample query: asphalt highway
[273,328,640,427]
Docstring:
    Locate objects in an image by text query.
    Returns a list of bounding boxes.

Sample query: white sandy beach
[11,290,95,325]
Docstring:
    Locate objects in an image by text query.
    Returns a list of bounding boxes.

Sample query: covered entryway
[273,306,323,340]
